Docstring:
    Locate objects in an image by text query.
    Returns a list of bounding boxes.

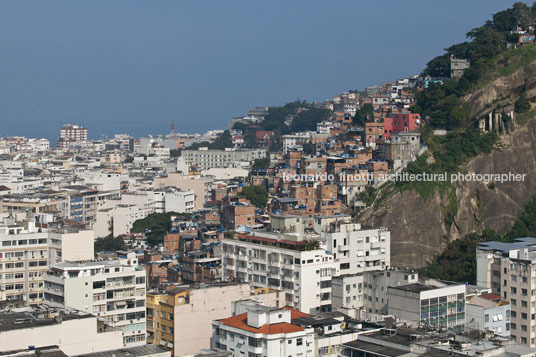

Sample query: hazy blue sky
[0,0,518,140]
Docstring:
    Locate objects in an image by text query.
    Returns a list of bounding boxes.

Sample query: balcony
[338,245,349,252]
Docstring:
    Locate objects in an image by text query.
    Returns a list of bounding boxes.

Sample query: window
[296,338,303,346]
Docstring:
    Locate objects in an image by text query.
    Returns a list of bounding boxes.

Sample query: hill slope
[358,60,536,269]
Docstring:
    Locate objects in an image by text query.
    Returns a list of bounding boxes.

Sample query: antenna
[170,123,176,134]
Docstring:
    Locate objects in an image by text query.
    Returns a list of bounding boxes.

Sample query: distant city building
[181,148,266,170]
[56,124,87,148]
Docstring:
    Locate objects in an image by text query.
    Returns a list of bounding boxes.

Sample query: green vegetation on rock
[421,196,536,284]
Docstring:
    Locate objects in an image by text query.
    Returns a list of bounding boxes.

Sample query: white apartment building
[95,203,149,238]
[60,124,88,141]
[387,282,466,331]
[222,231,338,313]
[476,238,536,347]
[212,305,315,357]
[332,269,418,319]
[154,189,196,214]
[44,256,147,347]
[154,173,212,210]
[181,148,266,170]
[0,223,94,304]
[321,222,390,275]
[281,133,312,154]
[26,138,50,153]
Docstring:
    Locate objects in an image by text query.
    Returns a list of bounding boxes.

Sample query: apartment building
[154,173,212,210]
[44,256,147,347]
[212,305,315,357]
[181,148,266,170]
[57,124,88,149]
[321,222,390,275]
[1,187,120,229]
[476,238,536,347]
[223,196,255,229]
[0,223,94,304]
[332,269,418,318]
[153,188,195,214]
[146,283,252,356]
[221,231,338,313]
[466,293,511,337]
[387,282,466,331]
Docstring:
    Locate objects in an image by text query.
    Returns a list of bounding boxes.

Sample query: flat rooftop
[51,260,127,269]
[388,283,438,293]
[477,237,536,254]
[343,340,408,357]
[0,346,69,357]
[74,345,169,357]
[0,306,92,333]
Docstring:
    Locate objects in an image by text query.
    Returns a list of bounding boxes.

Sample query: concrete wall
[172,284,251,355]
[57,230,94,261]
[154,174,209,210]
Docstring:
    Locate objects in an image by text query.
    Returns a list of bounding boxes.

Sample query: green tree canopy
[241,185,268,208]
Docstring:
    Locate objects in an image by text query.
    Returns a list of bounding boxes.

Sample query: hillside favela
[5,2,536,357]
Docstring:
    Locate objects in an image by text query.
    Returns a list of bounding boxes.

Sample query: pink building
[384,113,421,139]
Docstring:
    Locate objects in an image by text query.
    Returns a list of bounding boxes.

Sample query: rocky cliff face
[465,60,536,121]
[358,63,536,269]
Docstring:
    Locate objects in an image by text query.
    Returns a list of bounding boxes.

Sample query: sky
[0,0,519,141]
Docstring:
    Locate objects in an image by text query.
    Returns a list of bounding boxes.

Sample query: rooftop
[0,346,69,357]
[477,237,536,254]
[217,307,308,335]
[0,305,92,333]
[388,283,438,293]
[343,340,409,357]
[74,345,169,357]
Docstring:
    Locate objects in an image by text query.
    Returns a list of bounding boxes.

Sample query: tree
[130,212,186,246]
[252,157,270,170]
[290,107,331,132]
[94,235,126,252]
[354,103,373,125]
[305,240,321,251]
[241,185,268,208]
[516,94,531,113]
[184,130,234,151]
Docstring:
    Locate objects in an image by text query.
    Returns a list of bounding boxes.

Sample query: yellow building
[146,283,252,356]
[146,289,189,351]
